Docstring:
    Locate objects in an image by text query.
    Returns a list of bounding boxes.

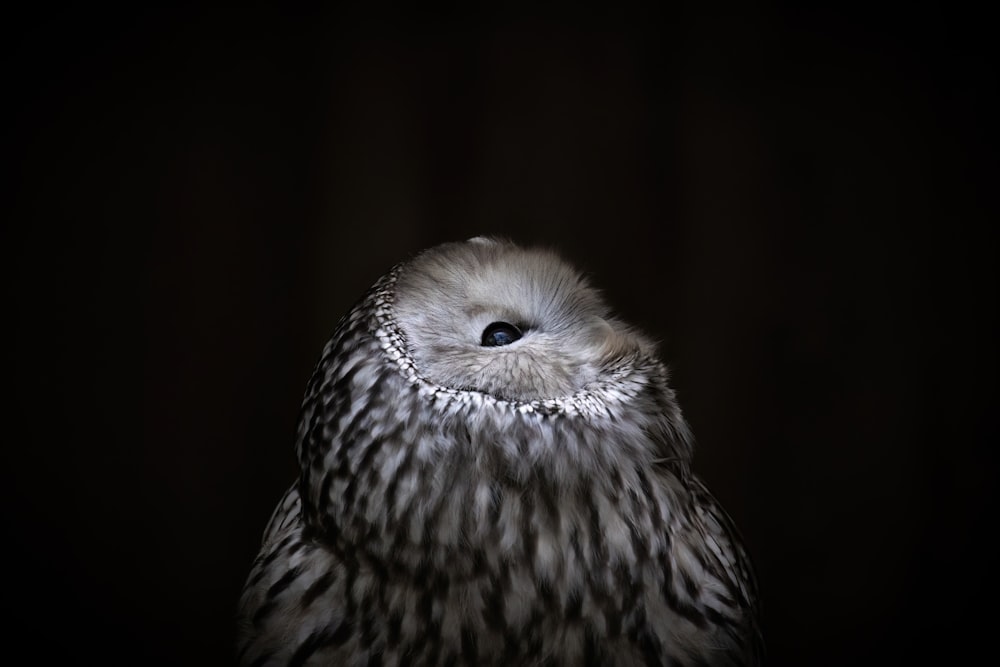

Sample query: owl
[237,237,762,666]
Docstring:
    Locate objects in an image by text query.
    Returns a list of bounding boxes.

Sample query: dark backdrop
[4,4,996,665]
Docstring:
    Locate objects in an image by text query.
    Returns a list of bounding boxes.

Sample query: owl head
[392,236,658,403]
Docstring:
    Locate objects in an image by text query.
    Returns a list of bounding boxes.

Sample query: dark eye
[481,321,523,347]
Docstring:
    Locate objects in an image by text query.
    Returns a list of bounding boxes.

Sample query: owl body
[238,239,762,666]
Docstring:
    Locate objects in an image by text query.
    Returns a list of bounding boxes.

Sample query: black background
[4,3,996,665]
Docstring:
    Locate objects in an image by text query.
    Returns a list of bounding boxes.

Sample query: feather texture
[237,238,762,666]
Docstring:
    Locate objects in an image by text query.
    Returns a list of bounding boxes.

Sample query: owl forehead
[394,240,607,328]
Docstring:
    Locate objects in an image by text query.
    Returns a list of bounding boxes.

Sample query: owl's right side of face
[389,239,655,403]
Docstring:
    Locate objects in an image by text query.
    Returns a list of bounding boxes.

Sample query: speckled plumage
[237,238,762,666]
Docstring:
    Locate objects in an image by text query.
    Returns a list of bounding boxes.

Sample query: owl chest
[327,536,663,667]
[356,489,664,640]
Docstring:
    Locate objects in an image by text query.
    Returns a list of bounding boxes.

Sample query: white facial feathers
[391,237,658,402]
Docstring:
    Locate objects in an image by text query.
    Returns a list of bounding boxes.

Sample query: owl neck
[297,351,693,580]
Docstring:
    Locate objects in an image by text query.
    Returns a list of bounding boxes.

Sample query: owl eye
[481,321,523,347]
